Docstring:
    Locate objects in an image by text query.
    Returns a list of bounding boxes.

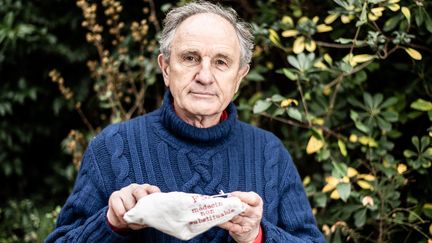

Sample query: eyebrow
[178,49,234,63]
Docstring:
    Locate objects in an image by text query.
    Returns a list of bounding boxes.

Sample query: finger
[146,185,161,194]
[132,184,161,200]
[218,221,243,234]
[231,191,262,207]
[128,223,147,230]
[230,215,243,224]
[110,194,128,225]
[132,187,150,200]
[120,187,139,211]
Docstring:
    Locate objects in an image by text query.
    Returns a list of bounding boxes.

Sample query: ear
[234,64,250,93]
[158,54,170,87]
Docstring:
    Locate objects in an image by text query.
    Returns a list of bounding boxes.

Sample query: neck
[176,111,222,128]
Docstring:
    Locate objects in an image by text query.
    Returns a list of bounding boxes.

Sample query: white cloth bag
[123,191,245,240]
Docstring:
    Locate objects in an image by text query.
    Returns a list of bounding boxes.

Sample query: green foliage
[251,0,432,241]
[0,200,59,243]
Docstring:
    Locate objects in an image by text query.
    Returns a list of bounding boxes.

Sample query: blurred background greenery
[1,0,431,242]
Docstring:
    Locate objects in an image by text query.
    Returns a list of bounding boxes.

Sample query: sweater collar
[160,90,237,143]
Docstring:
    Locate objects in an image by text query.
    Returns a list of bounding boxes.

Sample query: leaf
[271,94,285,102]
[425,10,432,33]
[401,7,411,25]
[352,54,375,63]
[383,15,401,32]
[287,56,300,70]
[338,139,347,157]
[306,135,324,154]
[363,93,374,109]
[381,111,399,122]
[355,121,370,133]
[293,36,305,54]
[332,162,348,178]
[404,47,422,60]
[410,99,432,111]
[412,136,420,150]
[414,7,424,26]
[287,107,302,121]
[354,208,367,227]
[348,98,365,109]
[357,180,373,190]
[246,71,265,81]
[335,38,354,44]
[314,193,327,208]
[377,116,391,131]
[268,29,282,48]
[253,100,272,114]
[336,183,351,202]
[282,68,298,81]
[380,97,398,108]
[423,203,432,219]
[404,149,417,159]
[316,24,333,32]
[281,29,299,37]
[273,108,285,116]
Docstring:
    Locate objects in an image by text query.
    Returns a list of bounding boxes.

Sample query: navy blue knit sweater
[46,91,324,242]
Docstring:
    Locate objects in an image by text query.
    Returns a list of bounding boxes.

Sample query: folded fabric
[123,191,245,240]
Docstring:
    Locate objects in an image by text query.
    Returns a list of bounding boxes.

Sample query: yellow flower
[352,54,375,64]
[405,47,422,60]
[387,4,400,11]
[282,16,294,25]
[362,196,375,207]
[347,167,359,177]
[306,135,324,154]
[305,39,317,52]
[280,98,298,108]
[357,180,373,190]
[358,136,378,147]
[397,163,407,174]
[325,14,339,24]
[341,15,354,24]
[330,190,340,199]
[316,24,333,33]
[282,29,299,37]
[323,53,333,64]
[313,61,328,70]
[358,174,376,181]
[371,7,385,16]
[303,176,311,186]
[401,7,411,23]
[311,118,325,125]
[293,36,305,54]
[322,176,339,192]
[349,134,358,143]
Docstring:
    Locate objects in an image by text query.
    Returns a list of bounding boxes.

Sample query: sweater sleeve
[261,140,325,243]
[44,142,131,243]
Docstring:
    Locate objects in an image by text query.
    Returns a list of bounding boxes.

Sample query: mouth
[189,91,216,97]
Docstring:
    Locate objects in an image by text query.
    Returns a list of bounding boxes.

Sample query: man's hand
[219,191,263,243]
[107,183,161,230]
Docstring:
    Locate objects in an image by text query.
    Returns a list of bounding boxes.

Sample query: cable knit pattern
[45,90,325,243]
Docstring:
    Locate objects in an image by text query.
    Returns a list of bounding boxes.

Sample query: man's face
[158,13,249,122]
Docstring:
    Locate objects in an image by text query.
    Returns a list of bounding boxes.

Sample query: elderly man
[46,1,324,242]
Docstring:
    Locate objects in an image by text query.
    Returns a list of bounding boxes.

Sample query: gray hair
[159,1,254,67]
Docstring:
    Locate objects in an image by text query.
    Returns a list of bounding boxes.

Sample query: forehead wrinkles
[172,13,240,56]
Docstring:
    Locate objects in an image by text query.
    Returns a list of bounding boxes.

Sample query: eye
[182,55,199,63]
[215,59,227,66]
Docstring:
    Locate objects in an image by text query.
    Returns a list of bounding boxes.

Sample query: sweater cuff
[106,215,130,235]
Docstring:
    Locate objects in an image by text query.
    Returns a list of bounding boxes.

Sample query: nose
[195,58,214,85]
